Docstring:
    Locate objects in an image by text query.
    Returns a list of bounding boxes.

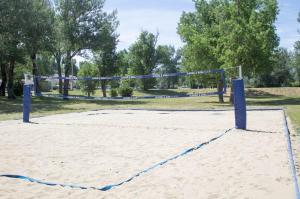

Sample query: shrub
[110,89,118,97]
[118,84,133,97]
[39,80,51,92]
[78,62,98,97]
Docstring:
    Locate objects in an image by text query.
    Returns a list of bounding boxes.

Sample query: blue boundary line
[283,110,300,199]
[0,128,233,191]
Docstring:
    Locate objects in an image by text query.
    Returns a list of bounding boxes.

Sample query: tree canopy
[178,0,279,77]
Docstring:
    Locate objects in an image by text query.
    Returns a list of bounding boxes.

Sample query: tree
[36,53,56,76]
[295,42,300,86]
[116,50,130,76]
[77,62,98,97]
[294,13,300,86]
[178,0,279,101]
[156,45,181,89]
[128,31,159,90]
[93,13,119,97]
[49,4,65,94]
[0,62,6,96]
[257,48,293,87]
[0,37,7,96]
[0,0,28,99]
[58,0,117,96]
[23,0,55,95]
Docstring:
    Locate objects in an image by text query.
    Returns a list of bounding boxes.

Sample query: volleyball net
[33,68,227,100]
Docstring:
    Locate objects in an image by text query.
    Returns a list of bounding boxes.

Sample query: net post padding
[23,85,31,123]
[233,79,247,130]
[23,73,33,123]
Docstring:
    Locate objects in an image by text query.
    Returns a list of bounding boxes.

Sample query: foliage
[295,42,300,86]
[58,0,118,96]
[77,62,98,97]
[128,31,159,90]
[156,45,181,89]
[118,81,133,97]
[116,50,130,76]
[110,89,118,97]
[178,0,279,77]
[294,12,300,86]
[93,14,119,97]
[36,53,56,76]
[0,0,30,98]
[254,48,294,87]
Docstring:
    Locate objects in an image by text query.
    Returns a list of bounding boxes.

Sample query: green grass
[1,87,299,133]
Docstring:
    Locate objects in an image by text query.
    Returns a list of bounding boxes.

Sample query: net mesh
[35,69,226,100]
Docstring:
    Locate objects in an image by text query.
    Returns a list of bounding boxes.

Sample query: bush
[118,84,133,97]
[39,80,51,92]
[110,89,118,97]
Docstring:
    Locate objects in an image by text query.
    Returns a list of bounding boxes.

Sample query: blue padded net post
[233,79,246,130]
[23,85,31,123]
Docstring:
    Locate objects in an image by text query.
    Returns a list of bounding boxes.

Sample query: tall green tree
[23,0,54,95]
[295,42,300,86]
[178,0,279,76]
[128,31,159,90]
[78,62,98,97]
[156,45,181,89]
[58,0,117,96]
[295,13,300,86]
[116,50,130,76]
[93,13,119,97]
[0,0,28,99]
[49,2,65,94]
[257,48,293,87]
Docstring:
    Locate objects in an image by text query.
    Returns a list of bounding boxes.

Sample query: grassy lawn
[0,87,299,133]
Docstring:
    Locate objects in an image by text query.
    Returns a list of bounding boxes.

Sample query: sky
[103,0,300,51]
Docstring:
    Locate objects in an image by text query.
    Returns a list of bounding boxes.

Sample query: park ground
[1,87,299,134]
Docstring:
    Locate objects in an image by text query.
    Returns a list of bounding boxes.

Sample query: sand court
[0,109,296,198]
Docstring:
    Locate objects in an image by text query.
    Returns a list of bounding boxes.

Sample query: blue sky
[103,0,300,51]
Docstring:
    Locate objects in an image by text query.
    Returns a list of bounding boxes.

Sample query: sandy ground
[0,110,296,199]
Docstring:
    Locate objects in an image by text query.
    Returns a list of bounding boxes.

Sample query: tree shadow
[0,97,23,114]
[31,97,147,112]
[0,96,147,115]
[246,97,300,106]
[245,89,282,99]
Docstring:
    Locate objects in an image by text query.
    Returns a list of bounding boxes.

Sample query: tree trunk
[142,79,148,91]
[218,79,224,103]
[0,63,7,96]
[55,55,63,94]
[101,80,107,97]
[31,54,41,96]
[7,60,16,99]
[63,51,71,97]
